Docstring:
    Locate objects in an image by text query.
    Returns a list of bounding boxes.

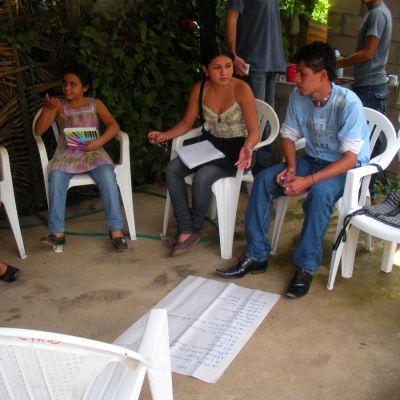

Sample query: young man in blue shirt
[216,42,370,299]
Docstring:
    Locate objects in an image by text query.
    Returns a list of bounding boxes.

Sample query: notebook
[177,139,225,169]
[64,127,99,150]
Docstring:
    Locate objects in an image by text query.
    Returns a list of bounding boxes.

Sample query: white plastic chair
[32,109,136,243]
[0,146,27,259]
[270,107,391,256]
[327,112,400,290]
[161,99,280,259]
[0,309,173,400]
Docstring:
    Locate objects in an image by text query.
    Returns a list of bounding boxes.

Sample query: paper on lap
[177,140,225,169]
[114,276,280,383]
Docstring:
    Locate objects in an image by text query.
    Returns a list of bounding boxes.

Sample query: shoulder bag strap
[198,78,206,125]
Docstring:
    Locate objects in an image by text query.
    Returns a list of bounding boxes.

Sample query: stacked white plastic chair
[0,309,173,399]
[161,99,280,259]
[327,108,400,290]
[0,146,27,259]
[269,107,396,256]
[32,109,136,252]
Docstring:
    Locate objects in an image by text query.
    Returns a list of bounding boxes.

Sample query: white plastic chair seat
[350,213,400,242]
[32,109,136,241]
[0,146,27,259]
[327,110,400,290]
[162,99,280,259]
[0,309,173,400]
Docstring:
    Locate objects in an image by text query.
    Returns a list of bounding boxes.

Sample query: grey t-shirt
[353,2,392,87]
[227,0,286,72]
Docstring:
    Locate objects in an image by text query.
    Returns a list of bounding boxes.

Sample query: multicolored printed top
[48,98,113,174]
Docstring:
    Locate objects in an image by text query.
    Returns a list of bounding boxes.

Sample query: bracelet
[243,143,253,153]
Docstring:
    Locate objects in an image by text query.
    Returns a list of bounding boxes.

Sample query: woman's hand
[83,139,102,152]
[148,131,169,144]
[235,146,252,170]
[43,94,60,111]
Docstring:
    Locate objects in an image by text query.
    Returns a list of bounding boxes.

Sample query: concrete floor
[1,183,400,400]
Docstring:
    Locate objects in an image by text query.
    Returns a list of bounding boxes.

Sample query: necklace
[312,92,331,108]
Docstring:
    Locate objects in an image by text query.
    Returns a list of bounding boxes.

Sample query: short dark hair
[293,41,337,82]
[63,63,93,90]
[200,42,235,67]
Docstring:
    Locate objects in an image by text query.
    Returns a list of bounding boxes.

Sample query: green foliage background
[2,0,200,185]
[2,0,329,186]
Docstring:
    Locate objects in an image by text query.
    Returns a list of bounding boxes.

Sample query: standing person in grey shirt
[226,0,286,172]
[336,0,392,201]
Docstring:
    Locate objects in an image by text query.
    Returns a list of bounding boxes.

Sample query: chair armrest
[170,126,202,160]
[341,164,381,214]
[115,131,130,166]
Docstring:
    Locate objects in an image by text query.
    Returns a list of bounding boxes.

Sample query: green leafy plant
[6,0,200,185]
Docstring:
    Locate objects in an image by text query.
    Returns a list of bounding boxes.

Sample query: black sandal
[109,231,128,251]
[0,265,20,282]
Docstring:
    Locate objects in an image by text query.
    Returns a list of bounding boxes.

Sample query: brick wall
[328,0,400,130]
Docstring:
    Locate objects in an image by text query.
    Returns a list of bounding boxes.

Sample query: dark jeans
[165,157,233,234]
[353,83,388,199]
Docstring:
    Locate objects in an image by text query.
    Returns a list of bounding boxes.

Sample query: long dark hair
[200,42,235,67]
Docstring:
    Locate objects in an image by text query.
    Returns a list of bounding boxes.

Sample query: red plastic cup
[286,64,297,83]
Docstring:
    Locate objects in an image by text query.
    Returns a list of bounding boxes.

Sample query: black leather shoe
[286,268,313,299]
[216,254,268,279]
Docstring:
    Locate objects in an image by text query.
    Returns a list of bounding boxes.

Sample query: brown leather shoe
[170,233,200,256]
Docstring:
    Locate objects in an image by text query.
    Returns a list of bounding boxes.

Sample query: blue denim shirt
[281,83,370,166]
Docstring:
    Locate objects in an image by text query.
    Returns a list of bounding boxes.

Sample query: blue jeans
[48,164,123,233]
[244,156,347,274]
[165,157,233,234]
[245,70,278,107]
[353,83,388,199]
[245,70,278,172]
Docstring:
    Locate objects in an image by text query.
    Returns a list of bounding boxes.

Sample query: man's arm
[225,9,248,76]
[336,35,379,68]
[285,151,358,197]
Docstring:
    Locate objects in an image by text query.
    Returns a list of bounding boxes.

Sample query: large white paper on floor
[114,276,280,383]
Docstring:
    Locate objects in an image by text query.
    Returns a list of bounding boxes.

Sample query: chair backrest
[32,109,61,198]
[0,146,11,184]
[254,99,280,150]
[0,309,172,400]
[343,108,399,211]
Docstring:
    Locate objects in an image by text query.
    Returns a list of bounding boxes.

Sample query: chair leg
[341,225,359,278]
[381,241,396,273]
[213,177,241,259]
[270,196,289,256]
[327,240,346,290]
[2,196,27,259]
[140,310,173,400]
[161,191,171,237]
[118,179,136,240]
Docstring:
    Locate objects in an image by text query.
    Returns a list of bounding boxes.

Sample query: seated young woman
[148,43,260,256]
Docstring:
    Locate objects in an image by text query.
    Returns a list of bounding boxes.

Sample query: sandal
[0,265,20,282]
[40,233,66,246]
[109,231,128,251]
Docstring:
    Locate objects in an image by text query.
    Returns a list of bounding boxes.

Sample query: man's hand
[233,56,249,76]
[282,176,313,197]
